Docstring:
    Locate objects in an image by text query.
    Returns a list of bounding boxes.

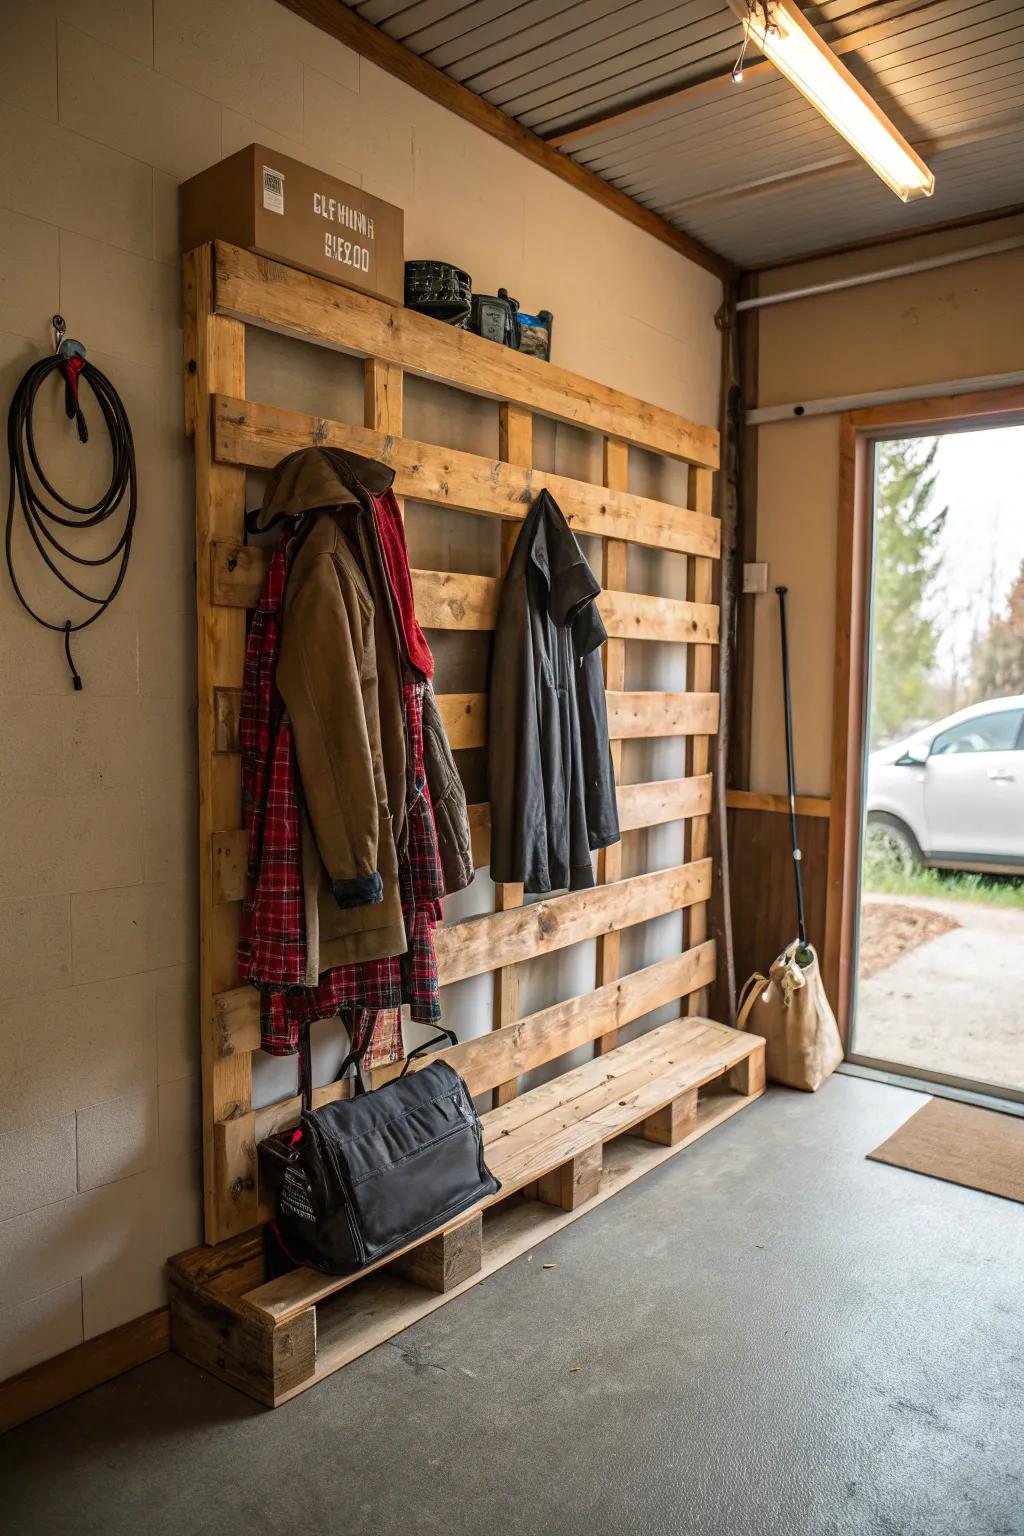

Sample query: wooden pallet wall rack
[171,241,763,1406]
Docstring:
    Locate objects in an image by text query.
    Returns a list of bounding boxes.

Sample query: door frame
[826,383,1024,1050]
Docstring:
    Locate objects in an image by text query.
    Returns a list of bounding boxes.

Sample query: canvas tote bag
[737,942,843,1092]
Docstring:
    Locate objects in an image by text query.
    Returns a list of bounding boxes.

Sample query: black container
[404,260,472,327]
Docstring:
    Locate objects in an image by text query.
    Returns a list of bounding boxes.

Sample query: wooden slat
[211,773,714,932]
[212,245,719,468]
[435,858,711,987]
[601,587,718,644]
[486,1026,757,1190]
[726,789,831,819]
[439,690,719,748]
[596,436,629,1055]
[210,859,711,1056]
[686,466,716,1015]
[618,774,712,832]
[371,941,716,1097]
[213,396,720,558]
[211,541,500,628]
[183,245,254,1246]
[606,691,719,740]
[252,1078,353,1147]
[437,692,487,751]
[209,539,717,644]
[242,1016,757,1324]
[214,857,711,1052]
[482,1018,716,1154]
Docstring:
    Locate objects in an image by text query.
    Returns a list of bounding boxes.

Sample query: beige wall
[0,0,722,1380]
[748,212,1024,798]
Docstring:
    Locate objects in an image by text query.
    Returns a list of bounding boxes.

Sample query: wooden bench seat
[240,1014,758,1323]
[169,1016,764,1403]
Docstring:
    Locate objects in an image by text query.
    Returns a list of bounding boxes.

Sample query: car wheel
[865,813,922,872]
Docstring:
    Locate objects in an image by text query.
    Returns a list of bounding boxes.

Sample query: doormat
[868,1097,1024,1204]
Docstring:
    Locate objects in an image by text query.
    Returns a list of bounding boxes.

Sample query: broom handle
[776,586,807,946]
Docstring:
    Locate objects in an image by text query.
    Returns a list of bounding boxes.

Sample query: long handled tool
[776,586,812,962]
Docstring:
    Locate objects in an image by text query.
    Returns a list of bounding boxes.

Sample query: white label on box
[262,166,285,215]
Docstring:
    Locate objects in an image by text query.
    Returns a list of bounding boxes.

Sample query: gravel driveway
[855,893,1024,1091]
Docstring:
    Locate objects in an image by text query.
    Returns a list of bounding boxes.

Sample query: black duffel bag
[264,1028,500,1276]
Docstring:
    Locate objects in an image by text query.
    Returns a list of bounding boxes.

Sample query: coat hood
[254,446,396,530]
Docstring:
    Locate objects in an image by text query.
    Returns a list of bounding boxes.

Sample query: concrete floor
[858,894,1024,1090]
[2,1075,1023,1536]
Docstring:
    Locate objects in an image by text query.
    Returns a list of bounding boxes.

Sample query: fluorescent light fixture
[741,0,935,201]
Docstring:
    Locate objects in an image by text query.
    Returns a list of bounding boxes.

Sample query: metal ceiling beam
[272,0,734,281]
[544,0,952,149]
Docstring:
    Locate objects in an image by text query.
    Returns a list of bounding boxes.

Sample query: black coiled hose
[5,339,137,688]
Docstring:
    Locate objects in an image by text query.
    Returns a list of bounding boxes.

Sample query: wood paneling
[728,807,830,1001]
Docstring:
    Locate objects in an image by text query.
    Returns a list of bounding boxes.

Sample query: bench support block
[169,1276,316,1406]
[641,1087,699,1146]
[538,1142,603,1211]
[392,1211,483,1294]
[728,1038,766,1097]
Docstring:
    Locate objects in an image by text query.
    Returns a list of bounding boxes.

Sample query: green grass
[863,858,1024,910]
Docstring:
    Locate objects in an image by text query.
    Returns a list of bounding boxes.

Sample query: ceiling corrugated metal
[340,0,1024,268]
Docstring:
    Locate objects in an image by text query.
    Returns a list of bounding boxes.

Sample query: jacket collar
[526,490,600,627]
[254,446,396,531]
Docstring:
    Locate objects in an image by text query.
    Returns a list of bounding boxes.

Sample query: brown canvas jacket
[265,448,408,969]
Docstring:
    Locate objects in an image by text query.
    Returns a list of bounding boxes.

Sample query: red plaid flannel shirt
[238,517,443,1065]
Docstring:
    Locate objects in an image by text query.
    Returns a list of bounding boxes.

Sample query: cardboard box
[179,144,404,305]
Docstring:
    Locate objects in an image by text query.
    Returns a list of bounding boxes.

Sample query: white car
[865,694,1024,874]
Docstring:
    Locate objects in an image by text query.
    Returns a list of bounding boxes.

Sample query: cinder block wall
[0,0,722,1380]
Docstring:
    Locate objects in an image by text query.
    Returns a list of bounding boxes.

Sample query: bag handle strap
[299,1013,463,1108]
[736,972,768,1033]
[400,1026,458,1077]
[296,1008,378,1110]
[333,1009,379,1098]
[298,1026,314,1114]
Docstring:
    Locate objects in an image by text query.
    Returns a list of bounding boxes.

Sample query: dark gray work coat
[488,489,619,894]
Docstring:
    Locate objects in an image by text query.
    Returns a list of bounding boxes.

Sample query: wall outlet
[742,562,769,594]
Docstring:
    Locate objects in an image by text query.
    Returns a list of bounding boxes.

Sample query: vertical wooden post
[364,358,404,507]
[595,437,628,1055]
[686,464,715,1016]
[492,404,532,1106]
[184,245,254,1243]
[364,358,403,438]
[364,357,406,1055]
